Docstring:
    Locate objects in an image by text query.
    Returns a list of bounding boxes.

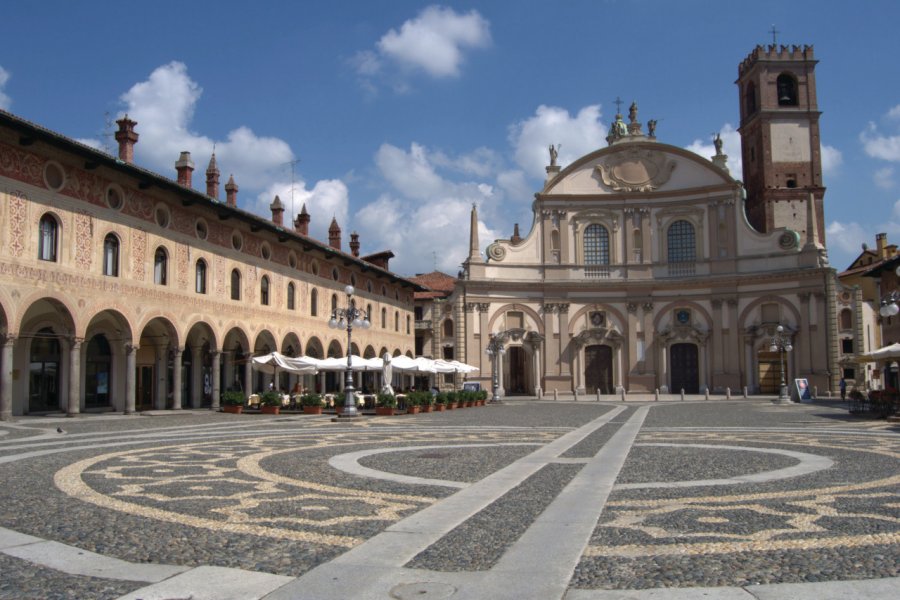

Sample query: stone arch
[135,315,180,411]
[568,304,628,336]
[305,337,325,358]
[222,326,252,396]
[14,290,79,336]
[183,320,217,408]
[485,303,545,336]
[18,298,78,415]
[84,308,133,412]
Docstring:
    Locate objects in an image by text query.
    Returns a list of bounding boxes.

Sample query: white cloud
[120,62,294,192]
[875,167,895,190]
[861,121,900,162]
[496,169,532,204]
[826,220,875,261]
[508,104,607,178]
[685,124,743,179]
[377,6,491,78]
[820,144,843,175]
[251,179,349,242]
[887,104,900,121]
[429,146,501,178]
[0,66,11,110]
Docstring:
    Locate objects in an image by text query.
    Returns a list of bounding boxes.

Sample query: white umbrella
[381,352,394,396]
[316,355,383,371]
[857,343,900,362]
[251,352,318,374]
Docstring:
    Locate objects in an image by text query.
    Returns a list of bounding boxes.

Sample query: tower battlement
[738,44,815,75]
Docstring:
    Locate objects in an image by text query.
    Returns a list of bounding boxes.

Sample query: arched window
[154,247,168,285]
[331,293,338,313]
[633,228,643,261]
[103,234,119,277]
[777,73,798,106]
[231,269,241,301]
[195,259,207,294]
[584,223,610,278]
[310,288,318,316]
[745,81,757,114]
[381,307,386,328]
[287,282,295,310]
[840,308,852,331]
[395,311,399,331]
[443,319,454,337]
[260,276,270,306]
[38,214,58,262]
[667,220,696,276]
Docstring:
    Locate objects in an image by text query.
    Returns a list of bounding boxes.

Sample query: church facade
[455,45,846,397]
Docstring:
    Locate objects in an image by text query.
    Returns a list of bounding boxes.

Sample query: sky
[2,0,898,276]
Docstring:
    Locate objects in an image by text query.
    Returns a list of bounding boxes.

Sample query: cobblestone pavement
[0,398,897,599]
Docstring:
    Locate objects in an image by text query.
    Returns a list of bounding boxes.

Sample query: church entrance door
[507,346,527,395]
[670,343,699,394]
[585,345,613,394]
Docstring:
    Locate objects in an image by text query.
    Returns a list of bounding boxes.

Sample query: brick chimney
[294,203,310,235]
[224,175,238,207]
[175,152,194,187]
[876,232,887,258]
[270,195,285,226]
[206,153,220,199]
[511,223,522,245]
[114,115,138,163]
[349,231,360,257]
[328,217,342,250]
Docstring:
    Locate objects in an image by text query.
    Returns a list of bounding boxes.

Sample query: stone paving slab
[564,577,900,599]
[118,566,294,600]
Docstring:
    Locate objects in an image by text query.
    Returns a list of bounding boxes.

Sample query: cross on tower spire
[769,24,779,45]
[613,96,624,115]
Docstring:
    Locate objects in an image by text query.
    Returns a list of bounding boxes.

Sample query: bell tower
[736,44,825,243]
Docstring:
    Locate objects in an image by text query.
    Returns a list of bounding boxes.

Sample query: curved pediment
[543,141,735,196]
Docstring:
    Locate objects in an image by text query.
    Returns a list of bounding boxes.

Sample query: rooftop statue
[628,101,638,124]
[549,144,558,167]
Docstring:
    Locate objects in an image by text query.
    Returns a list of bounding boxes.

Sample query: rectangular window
[841,338,853,354]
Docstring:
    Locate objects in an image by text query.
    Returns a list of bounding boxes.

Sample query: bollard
[680,388,685,402]
[654,388,659,402]
[726,387,731,400]
[574,389,579,402]
[704,389,710,401]
[597,390,601,402]
[553,389,559,402]
[537,388,543,400]
[743,386,748,399]
[812,386,817,399]
[620,388,626,402]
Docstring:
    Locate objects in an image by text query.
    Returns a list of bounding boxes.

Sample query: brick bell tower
[736,44,826,243]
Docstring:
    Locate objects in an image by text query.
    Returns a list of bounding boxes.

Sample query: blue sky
[2,0,898,275]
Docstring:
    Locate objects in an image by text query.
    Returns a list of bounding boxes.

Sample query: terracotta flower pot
[407,406,420,414]
[375,406,395,416]
[222,405,243,414]
[421,405,433,413]
[260,405,280,415]
[302,406,323,415]
[435,404,445,412]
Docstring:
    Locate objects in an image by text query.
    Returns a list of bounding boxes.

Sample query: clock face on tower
[676,309,690,325]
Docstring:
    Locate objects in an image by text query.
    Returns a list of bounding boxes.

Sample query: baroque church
[451,44,850,396]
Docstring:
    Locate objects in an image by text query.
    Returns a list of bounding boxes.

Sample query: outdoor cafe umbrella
[857,343,900,362]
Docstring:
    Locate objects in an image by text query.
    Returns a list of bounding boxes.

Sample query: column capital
[125,342,139,354]
[1,334,17,346]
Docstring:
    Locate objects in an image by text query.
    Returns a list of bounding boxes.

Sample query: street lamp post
[770,324,793,404]
[485,333,506,403]
[328,285,370,417]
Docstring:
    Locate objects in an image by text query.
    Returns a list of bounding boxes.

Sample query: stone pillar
[68,338,83,417]
[124,344,137,414]
[497,350,505,398]
[558,304,570,376]
[1,336,15,421]
[244,360,253,396]
[798,292,812,374]
[171,347,183,410]
[726,298,739,375]
[711,299,724,384]
[155,347,167,410]
[659,340,668,392]
[543,304,558,376]
[211,351,221,410]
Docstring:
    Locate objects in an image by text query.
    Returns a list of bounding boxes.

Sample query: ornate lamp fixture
[327,285,370,417]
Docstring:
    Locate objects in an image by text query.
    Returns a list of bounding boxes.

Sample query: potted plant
[300,393,324,415]
[444,391,456,410]
[434,392,447,412]
[421,392,435,413]
[221,390,245,414]
[376,392,397,416]
[477,390,488,406]
[259,391,282,414]
[406,392,421,414]
[462,391,475,408]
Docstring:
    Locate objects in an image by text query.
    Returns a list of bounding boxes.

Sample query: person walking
[839,377,847,401]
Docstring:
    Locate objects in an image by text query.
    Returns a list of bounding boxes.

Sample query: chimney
[876,232,888,258]
[224,175,238,207]
[114,115,139,163]
[328,217,342,250]
[349,232,360,257]
[175,151,194,187]
[294,203,310,235]
[206,153,220,199]
[270,195,285,226]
